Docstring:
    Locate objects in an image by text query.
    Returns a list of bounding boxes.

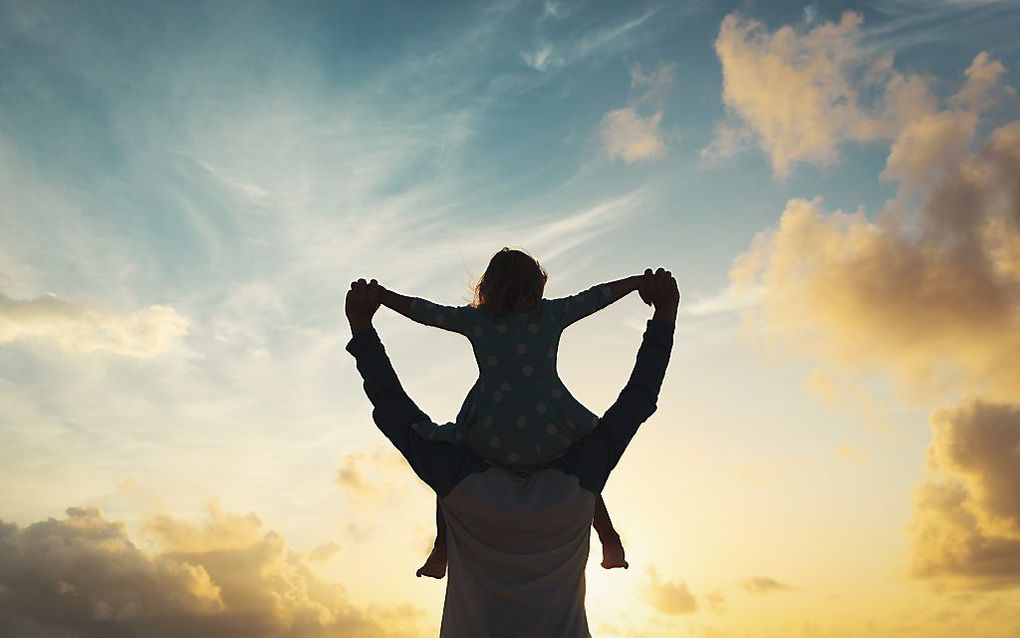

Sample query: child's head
[473,247,548,318]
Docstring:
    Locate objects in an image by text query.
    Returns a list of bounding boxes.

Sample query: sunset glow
[2,1,1020,636]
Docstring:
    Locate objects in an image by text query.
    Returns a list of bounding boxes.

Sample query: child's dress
[406,284,615,467]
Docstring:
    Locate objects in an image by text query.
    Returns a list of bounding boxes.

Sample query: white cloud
[521,45,555,71]
[683,284,761,316]
[706,11,957,177]
[600,108,667,163]
[699,121,753,163]
[520,8,661,74]
[0,291,188,357]
[599,62,676,164]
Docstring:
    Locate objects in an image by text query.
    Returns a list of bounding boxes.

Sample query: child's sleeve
[406,298,477,336]
[546,283,616,328]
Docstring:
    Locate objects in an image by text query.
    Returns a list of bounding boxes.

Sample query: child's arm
[550,273,649,328]
[379,285,476,336]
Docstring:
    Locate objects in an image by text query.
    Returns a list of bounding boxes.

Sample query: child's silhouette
[377,248,653,578]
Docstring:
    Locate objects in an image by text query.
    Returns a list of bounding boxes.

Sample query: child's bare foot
[600,533,629,570]
[416,544,448,579]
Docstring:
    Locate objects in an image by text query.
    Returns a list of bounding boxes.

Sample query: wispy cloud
[0,291,188,357]
[740,576,793,594]
[642,566,699,615]
[682,284,762,317]
[520,6,663,73]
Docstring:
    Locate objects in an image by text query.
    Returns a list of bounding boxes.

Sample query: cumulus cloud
[707,11,969,177]
[740,576,793,594]
[0,504,418,637]
[0,291,188,357]
[336,447,417,500]
[600,63,675,163]
[728,42,1020,588]
[711,11,868,175]
[731,117,1020,401]
[642,566,698,615]
[912,401,1020,588]
[600,108,667,163]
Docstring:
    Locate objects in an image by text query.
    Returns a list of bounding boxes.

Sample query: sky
[1,0,1020,635]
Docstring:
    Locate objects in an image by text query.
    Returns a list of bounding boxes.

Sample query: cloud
[731,115,1020,401]
[0,291,188,357]
[630,63,676,106]
[521,45,555,71]
[335,447,430,516]
[740,576,793,594]
[600,108,667,163]
[911,400,1020,588]
[951,52,1010,113]
[642,566,698,615]
[698,121,753,164]
[682,284,760,316]
[728,41,1020,590]
[599,62,675,163]
[708,11,947,177]
[307,542,342,563]
[520,7,660,74]
[0,504,419,637]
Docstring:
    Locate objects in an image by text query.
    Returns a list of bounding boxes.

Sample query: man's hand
[638,269,654,306]
[643,268,679,322]
[346,278,381,336]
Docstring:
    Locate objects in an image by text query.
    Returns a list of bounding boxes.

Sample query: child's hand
[638,269,655,306]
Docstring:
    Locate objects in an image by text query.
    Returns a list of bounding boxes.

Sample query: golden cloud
[0,504,421,636]
[600,108,667,163]
[599,62,674,164]
[0,291,188,357]
[731,118,1020,401]
[642,566,698,615]
[335,447,422,504]
[726,36,1019,588]
[709,13,1007,178]
[912,401,1020,588]
[739,576,792,594]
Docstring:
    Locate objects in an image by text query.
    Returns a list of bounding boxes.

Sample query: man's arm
[554,269,679,494]
[345,279,479,496]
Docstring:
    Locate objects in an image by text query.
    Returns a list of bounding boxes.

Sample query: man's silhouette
[345,269,677,637]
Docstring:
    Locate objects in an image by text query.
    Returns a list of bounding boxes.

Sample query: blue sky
[3,1,1020,636]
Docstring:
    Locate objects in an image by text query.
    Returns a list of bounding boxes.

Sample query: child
[377,247,652,578]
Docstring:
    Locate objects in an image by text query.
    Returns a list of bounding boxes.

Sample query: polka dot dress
[406,284,614,466]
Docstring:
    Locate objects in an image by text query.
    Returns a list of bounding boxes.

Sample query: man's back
[440,467,594,637]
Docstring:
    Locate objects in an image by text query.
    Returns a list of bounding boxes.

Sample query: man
[345,268,678,637]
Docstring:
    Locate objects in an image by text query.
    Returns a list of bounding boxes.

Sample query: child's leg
[593,494,628,569]
[416,497,448,579]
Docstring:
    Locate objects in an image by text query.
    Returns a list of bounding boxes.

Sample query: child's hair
[473,247,548,318]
